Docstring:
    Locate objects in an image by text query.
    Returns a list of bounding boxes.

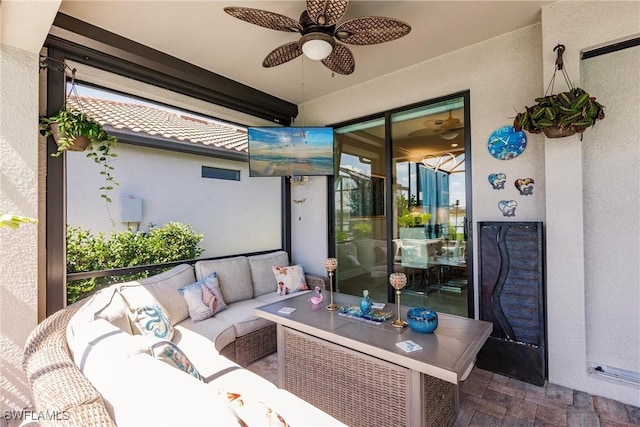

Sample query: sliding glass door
[391,97,469,317]
[333,92,471,318]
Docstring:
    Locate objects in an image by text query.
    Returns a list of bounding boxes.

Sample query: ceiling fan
[224,0,411,75]
[408,110,465,139]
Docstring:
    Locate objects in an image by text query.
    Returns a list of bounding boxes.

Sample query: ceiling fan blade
[321,44,355,75]
[306,0,349,26]
[224,7,302,32]
[263,42,303,68]
[334,17,411,45]
[408,128,439,137]
[441,121,464,130]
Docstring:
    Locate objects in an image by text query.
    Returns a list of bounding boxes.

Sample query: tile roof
[66,96,249,153]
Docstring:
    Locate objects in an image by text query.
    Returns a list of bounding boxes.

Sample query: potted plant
[514,86,605,139]
[39,108,119,202]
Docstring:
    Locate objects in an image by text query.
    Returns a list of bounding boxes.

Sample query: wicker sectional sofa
[23,250,345,426]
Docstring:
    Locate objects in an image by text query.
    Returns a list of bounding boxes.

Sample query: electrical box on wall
[121,195,142,223]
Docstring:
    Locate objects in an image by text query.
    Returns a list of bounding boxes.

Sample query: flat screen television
[247,127,335,177]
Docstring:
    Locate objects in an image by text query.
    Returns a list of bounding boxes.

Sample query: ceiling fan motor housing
[299,10,336,36]
[298,11,336,60]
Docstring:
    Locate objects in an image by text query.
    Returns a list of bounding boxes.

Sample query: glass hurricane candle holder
[390,272,408,328]
[323,258,339,311]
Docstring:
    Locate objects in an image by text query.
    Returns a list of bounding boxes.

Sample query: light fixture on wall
[299,33,335,60]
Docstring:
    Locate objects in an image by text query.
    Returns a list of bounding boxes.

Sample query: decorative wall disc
[499,200,517,217]
[515,178,534,195]
[488,173,507,190]
[488,126,527,160]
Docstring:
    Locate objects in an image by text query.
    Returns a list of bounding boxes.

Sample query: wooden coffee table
[255,292,491,427]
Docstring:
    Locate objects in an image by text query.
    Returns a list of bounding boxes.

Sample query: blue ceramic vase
[360,290,373,316]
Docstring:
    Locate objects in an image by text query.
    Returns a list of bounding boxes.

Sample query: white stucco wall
[580,42,640,392]
[297,23,547,316]
[67,144,282,257]
[290,175,329,276]
[583,43,639,393]
[0,0,61,422]
[0,43,40,427]
[541,0,640,407]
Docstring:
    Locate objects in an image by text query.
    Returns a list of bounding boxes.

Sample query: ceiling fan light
[300,33,335,60]
[440,130,459,140]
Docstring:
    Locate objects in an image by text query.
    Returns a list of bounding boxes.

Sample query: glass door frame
[327,90,474,318]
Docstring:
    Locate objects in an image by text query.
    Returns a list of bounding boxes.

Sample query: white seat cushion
[264,389,348,426]
[173,318,235,354]
[104,354,240,426]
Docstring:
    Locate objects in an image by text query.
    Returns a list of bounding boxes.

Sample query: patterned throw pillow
[178,272,228,322]
[150,341,203,381]
[218,389,288,427]
[128,304,174,340]
[272,265,308,296]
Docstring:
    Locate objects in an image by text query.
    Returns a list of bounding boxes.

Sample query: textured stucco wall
[0,2,60,422]
[542,0,640,406]
[297,23,546,316]
[0,43,40,425]
[583,44,639,392]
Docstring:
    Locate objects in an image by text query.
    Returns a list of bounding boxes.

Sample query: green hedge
[66,222,204,304]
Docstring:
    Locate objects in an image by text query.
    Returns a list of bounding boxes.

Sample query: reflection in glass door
[332,93,471,318]
[391,97,469,317]
[333,117,388,303]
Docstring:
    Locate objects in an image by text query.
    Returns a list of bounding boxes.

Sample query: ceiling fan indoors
[224,0,411,75]
[408,110,465,139]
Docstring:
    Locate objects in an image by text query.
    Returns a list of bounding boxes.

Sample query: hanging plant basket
[514,44,605,140]
[49,122,91,152]
[39,57,119,203]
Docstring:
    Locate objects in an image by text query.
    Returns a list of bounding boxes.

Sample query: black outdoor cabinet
[476,221,547,385]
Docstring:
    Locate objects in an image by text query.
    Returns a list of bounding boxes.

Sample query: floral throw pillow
[150,341,203,381]
[272,265,308,296]
[178,272,228,322]
[128,304,174,340]
[218,389,288,427]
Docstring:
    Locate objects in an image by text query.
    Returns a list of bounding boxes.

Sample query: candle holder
[390,272,408,328]
[323,258,339,311]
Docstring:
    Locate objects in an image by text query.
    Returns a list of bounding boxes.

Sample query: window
[58,83,282,304]
[202,166,240,181]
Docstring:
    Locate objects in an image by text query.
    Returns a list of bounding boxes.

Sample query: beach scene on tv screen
[248,127,335,176]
